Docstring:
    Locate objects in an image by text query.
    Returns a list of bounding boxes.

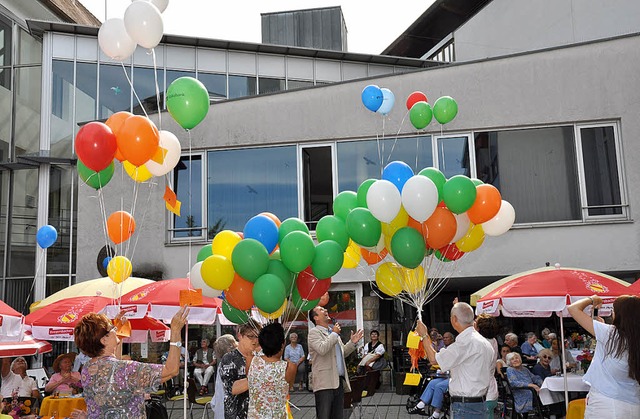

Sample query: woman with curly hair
[568,295,640,417]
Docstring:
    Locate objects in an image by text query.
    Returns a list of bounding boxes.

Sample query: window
[228,75,256,99]
[51,60,74,154]
[197,72,226,101]
[301,145,333,230]
[133,66,162,114]
[436,135,470,178]
[287,79,314,91]
[173,154,205,239]
[99,64,131,119]
[258,77,285,95]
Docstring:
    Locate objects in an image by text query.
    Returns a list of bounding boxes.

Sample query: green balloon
[231,238,270,282]
[280,231,315,273]
[471,178,484,186]
[292,286,320,311]
[197,244,213,262]
[252,273,286,313]
[333,191,358,221]
[409,101,433,130]
[390,227,426,269]
[267,259,294,294]
[356,179,376,208]
[166,77,210,130]
[221,300,249,324]
[316,215,349,251]
[278,218,309,245]
[77,160,114,190]
[311,240,344,279]
[443,175,477,214]
[433,96,458,125]
[418,167,446,202]
[346,207,381,248]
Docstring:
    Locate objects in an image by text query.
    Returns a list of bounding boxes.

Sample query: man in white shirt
[416,302,494,418]
[0,357,39,399]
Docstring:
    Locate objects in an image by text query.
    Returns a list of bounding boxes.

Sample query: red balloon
[117,115,159,166]
[438,243,465,261]
[296,267,332,300]
[319,292,330,307]
[406,91,428,111]
[75,122,117,172]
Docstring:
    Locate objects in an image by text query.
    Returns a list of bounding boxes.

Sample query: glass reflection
[173,155,203,238]
[17,28,41,65]
[47,166,74,274]
[51,60,74,158]
[228,75,256,99]
[133,66,162,115]
[287,80,314,90]
[259,77,285,95]
[197,72,226,101]
[14,67,41,156]
[436,136,470,178]
[75,62,97,126]
[9,168,38,277]
[99,64,131,119]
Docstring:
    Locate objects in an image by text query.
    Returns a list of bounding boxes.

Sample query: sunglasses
[541,355,551,359]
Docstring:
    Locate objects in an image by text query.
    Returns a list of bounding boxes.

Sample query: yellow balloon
[342,241,361,269]
[123,161,153,182]
[400,265,426,294]
[259,300,287,319]
[212,230,242,260]
[381,206,409,238]
[375,262,403,296]
[201,254,235,290]
[107,256,132,284]
[456,224,485,252]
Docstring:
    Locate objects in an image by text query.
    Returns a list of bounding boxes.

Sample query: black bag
[145,397,169,419]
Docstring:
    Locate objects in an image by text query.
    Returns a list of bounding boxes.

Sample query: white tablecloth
[539,373,591,405]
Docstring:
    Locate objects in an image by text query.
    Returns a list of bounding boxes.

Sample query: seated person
[506,352,542,414]
[283,333,306,391]
[192,338,215,396]
[72,351,90,373]
[497,344,511,378]
[549,338,576,372]
[531,349,554,379]
[407,376,449,418]
[0,358,39,400]
[520,332,539,364]
[429,329,444,352]
[357,330,386,375]
[45,353,82,395]
[504,332,522,355]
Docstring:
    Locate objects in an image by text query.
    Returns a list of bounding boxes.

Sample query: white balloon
[376,88,395,116]
[363,234,386,254]
[401,175,438,222]
[133,0,169,13]
[146,130,182,176]
[366,180,401,223]
[481,200,515,236]
[98,18,137,61]
[124,1,164,49]
[189,261,223,298]
[452,212,471,242]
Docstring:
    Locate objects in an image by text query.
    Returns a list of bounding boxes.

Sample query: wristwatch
[170,341,182,348]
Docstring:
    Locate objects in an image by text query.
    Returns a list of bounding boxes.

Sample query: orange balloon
[259,212,282,227]
[107,211,136,244]
[117,115,159,167]
[106,111,133,162]
[425,207,456,249]
[467,184,502,224]
[361,247,388,265]
[407,216,427,236]
[225,274,255,310]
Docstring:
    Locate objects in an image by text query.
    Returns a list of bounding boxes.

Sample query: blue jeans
[450,401,488,418]
[419,378,450,409]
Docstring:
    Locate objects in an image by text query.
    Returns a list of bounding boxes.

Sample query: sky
[79,0,433,55]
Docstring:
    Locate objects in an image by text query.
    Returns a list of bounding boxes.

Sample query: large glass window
[16,28,41,65]
[133,66,162,115]
[436,135,470,178]
[207,146,297,235]
[47,166,75,274]
[287,80,314,91]
[99,64,131,119]
[14,66,41,156]
[197,72,226,101]
[8,168,39,277]
[228,75,256,99]
[75,62,98,127]
[51,60,74,157]
[259,77,285,95]
[173,154,204,239]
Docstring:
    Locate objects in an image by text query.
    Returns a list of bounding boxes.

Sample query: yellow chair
[567,398,586,419]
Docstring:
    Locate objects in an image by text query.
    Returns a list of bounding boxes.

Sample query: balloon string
[119,62,149,119]
[22,249,45,314]
[152,48,162,129]
[187,130,193,285]
[128,179,157,269]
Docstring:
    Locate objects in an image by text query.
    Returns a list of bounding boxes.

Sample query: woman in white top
[568,295,640,418]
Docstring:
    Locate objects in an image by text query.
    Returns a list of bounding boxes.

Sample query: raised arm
[567,296,601,337]
[160,306,189,383]
[416,320,437,365]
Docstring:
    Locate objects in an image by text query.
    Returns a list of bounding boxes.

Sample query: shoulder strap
[369,342,381,353]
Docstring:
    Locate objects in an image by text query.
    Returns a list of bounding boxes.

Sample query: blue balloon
[243,214,279,254]
[382,161,414,193]
[361,85,383,112]
[376,88,395,115]
[36,225,58,249]
[102,256,113,270]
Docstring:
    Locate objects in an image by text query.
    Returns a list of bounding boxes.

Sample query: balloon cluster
[407,91,458,129]
[189,213,345,324]
[361,85,395,116]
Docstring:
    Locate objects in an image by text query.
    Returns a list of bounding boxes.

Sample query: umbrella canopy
[475,266,631,317]
[104,278,221,325]
[0,300,24,342]
[629,279,640,295]
[30,277,154,312]
[0,331,52,358]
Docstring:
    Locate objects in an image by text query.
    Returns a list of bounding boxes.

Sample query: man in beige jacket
[308,306,364,419]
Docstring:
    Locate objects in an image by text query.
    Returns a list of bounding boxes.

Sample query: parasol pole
[560,313,569,412]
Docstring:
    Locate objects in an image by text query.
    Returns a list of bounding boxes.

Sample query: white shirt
[436,326,494,398]
[0,372,37,398]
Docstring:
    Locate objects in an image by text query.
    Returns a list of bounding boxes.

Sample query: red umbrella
[0,331,52,358]
[0,300,24,342]
[629,279,640,295]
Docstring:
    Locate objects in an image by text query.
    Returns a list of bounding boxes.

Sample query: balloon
[123,160,153,182]
[467,184,502,224]
[107,211,135,244]
[361,84,383,112]
[376,88,395,115]
[107,256,132,284]
[212,230,242,259]
[401,175,439,222]
[133,0,169,13]
[356,179,376,208]
[221,300,249,324]
[316,215,349,251]
[266,259,294,294]
[451,212,471,243]
[145,130,182,176]
[390,227,426,269]
[102,256,112,270]
[456,224,485,252]
[424,207,457,249]
[381,206,409,239]
[382,161,414,193]
[319,292,330,307]
[231,239,270,282]
[77,160,114,190]
[117,115,159,166]
[225,274,254,310]
[291,287,320,311]
[189,261,223,298]
[201,254,235,290]
[278,218,309,244]
[345,208,381,248]
[443,175,477,214]
[36,225,58,249]
[244,214,279,254]
[471,178,484,186]
[296,268,331,300]
[361,246,387,265]
[342,241,361,268]
[333,191,358,221]
[375,262,403,296]
[279,231,315,273]
[123,1,164,49]
[311,240,344,279]
[166,77,210,130]
[438,243,464,261]
[252,273,286,313]
[406,91,428,111]
[75,122,117,172]
[98,18,137,61]
[400,265,426,293]
[196,244,213,262]
[409,101,433,130]
[482,200,516,236]
[366,180,401,223]
[259,300,287,319]
[433,96,458,124]
[105,111,132,162]
[418,167,446,202]
[259,212,282,228]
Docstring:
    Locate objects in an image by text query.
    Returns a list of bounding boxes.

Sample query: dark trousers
[314,377,344,419]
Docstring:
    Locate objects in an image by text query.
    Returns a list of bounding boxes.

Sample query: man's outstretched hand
[350,329,364,344]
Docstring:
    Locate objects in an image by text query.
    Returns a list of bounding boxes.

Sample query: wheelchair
[405,373,451,418]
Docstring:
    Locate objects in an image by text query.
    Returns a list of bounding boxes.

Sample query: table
[39,395,86,417]
[539,373,590,405]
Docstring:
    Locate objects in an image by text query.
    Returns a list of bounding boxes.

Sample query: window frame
[433,132,474,178]
[169,151,207,242]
